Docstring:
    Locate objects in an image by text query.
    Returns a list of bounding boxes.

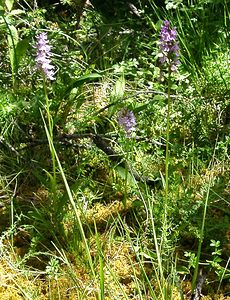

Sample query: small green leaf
[176,266,190,275]
[5,0,14,11]
[139,251,157,260]
[132,199,143,208]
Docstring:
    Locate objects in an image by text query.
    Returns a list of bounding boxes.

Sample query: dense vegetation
[0,0,229,299]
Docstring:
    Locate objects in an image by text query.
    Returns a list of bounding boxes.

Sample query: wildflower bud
[159,20,180,72]
[35,32,55,81]
[118,108,136,136]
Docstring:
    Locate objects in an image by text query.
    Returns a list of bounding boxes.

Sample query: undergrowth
[0,0,229,299]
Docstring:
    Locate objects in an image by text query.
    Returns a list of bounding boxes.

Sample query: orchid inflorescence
[159,20,180,72]
[35,32,55,81]
[118,108,136,136]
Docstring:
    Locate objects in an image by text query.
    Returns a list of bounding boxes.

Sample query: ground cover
[0,0,229,299]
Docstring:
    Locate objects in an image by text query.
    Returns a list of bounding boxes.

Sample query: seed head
[35,32,55,81]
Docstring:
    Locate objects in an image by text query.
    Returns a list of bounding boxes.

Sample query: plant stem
[191,177,211,292]
[161,66,172,254]
[43,76,57,191]
[165,66,171,205]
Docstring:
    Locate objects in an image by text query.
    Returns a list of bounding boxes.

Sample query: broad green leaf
[109,75,126,116]
[75,95,86,111]
[110,75,125,102]
[115,166,136,187]
[15,38,29,66]
[75,73,102,82]
[0,5,4,15]
[5,0,14,11]
[9,9,24,16]
[60,73,102,119]
[7,24,18,74]
[7,24,18,46]
[133,103,149,113]
[61,73,101,98]
[70,73,102,89]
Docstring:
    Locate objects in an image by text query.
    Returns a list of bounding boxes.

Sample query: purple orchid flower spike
[118,108,136,136]
[159,20,180,72]
[35,32,55,81]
